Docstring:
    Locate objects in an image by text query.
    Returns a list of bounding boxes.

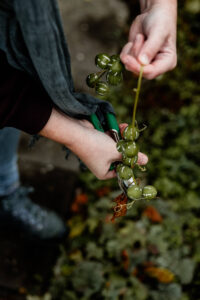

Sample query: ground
[0,1,128,298]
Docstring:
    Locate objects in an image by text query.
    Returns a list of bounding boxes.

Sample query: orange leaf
[121,250,130,270]
[132,267,138,277]
[96,186,111,197]
[143,206,163,223]
[144,267,174,283]
[111,193,128,222]
[75,193,88,204]
[71,202,80,213]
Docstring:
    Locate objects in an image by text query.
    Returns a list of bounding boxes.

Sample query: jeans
[0,127,20,196]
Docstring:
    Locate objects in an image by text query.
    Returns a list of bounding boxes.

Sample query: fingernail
[139,54,149,65]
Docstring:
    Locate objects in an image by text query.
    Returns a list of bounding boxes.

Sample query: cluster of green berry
[116,125,157,201]
[86,53,123,97]
[86,53,157,206]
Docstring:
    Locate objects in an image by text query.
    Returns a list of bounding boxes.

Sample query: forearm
[39,107,119,163]
[40,108,122,180]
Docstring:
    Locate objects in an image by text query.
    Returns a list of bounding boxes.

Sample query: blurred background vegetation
[27,0,200,299]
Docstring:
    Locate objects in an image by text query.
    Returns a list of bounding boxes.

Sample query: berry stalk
[132,66,144,132]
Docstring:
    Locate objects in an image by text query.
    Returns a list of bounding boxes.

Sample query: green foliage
[27,1,200,300]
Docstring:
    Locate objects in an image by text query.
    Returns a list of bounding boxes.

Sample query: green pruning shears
[90,112,134,195]
[90,112,121,171]
[90,112,121,140]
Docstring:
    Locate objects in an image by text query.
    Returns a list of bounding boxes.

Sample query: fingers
[128,16,143,42]
[120,53,141,75]
[137,152,148,165]
[120,34,145,76]
[130,34,145,58]
[119,123,148,165]
[120,41,133,56]
[140,50,177,79]
[104,151,148,179]
[121,44,177,79]
[137,26,166,66]
[119,123,128,136]
[104,170,117,180]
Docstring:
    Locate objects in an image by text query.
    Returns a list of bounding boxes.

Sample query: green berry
[106,71,123,86]
[116,163,123,173]
[110,54,120,62]
[86,73,99,88]
[108,59,123,74]
[95,81,109,96]
[116,140,126,153]
[127,185,142,200]
[122,155,138,167]
[95,53,110,69]
[142,185,157,200]
[117,165,133,180]
[123,125,139,141]
[123,141,139,158]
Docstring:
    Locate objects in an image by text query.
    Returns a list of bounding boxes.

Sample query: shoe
[0,186,66,240]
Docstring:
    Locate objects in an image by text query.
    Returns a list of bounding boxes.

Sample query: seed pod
[123,124,140,141]
[123,141,139,158]
[106,71,123,86]
[95,53,110,69]
[117,165,133,180]
[116,140,126,153]
[122,155,138,167]
[86,73,99,88]
[142,185,157,199]
[116,163,123,173]
[108,59,123,74]
[95,81,109,96]
[127,185,142,200]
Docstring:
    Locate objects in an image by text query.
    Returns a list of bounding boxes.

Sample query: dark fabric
[0,0,114,121]
[0,50,53,134]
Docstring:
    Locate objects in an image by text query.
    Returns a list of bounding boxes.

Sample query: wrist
[140,0,177,13]
[39,108,82,150]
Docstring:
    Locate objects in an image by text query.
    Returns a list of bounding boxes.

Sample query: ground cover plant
[26,1,200,299]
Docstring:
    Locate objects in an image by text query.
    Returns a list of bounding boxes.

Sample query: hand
[40,109,148,180]
[71,120,148,180]
[120,0,177,79]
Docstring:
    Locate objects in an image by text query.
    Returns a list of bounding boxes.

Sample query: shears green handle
[105,113,120,135]
[90,112,121,171]
[90,113,104,132]
[90,113,121,136]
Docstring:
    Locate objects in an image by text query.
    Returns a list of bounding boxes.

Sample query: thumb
[137,30,165,65]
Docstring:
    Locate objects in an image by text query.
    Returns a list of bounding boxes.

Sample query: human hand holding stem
[39,109,148,180]
[120,0,177,79]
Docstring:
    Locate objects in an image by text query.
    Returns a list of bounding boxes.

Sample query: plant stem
[97,70,106,80]
[132,66,144,131]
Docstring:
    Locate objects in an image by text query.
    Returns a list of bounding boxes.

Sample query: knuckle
[171,56,177,69]
[135,15,141,23]
[168,54,177,71]
[144,73,154,80]
[96,174,105,180]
